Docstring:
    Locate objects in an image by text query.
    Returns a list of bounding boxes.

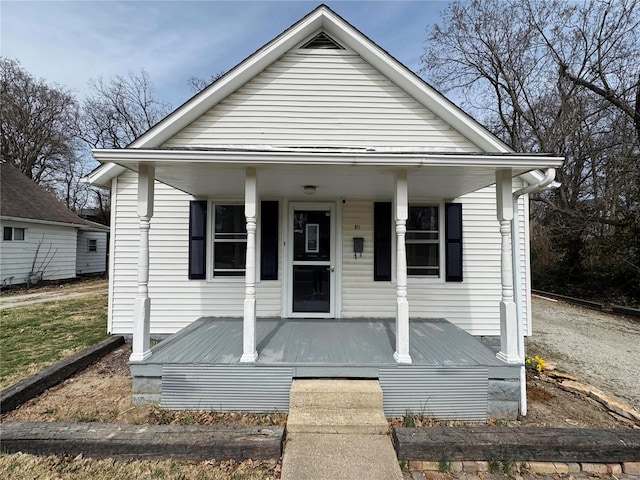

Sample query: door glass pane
[293,265,330,313]
[293,210,330,261]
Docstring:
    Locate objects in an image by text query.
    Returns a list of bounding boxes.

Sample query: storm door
[288,203,335,317]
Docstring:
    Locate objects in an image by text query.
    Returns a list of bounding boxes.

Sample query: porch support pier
[393,170,412,364]
[130,164,154,362]
[241,167,258,363]
[495,169,519,363]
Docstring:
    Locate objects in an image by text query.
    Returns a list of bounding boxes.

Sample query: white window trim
[406,200,446,285]
[87,238,98,252]
[3,226,27,242]
[206,199,247,283]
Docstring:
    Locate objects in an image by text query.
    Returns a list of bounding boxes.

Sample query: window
[87,239,97,252]
[213,205,247,276]
[406,206,439,277]
[3,227,25,241]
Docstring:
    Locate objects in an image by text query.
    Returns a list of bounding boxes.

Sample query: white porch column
[130,164,154,362]
[393,170,412,364]
[496,169,519,363]
[240,167,258,363]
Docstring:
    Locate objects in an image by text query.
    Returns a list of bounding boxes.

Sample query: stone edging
[0,336,125,414]
[0,421,284,461]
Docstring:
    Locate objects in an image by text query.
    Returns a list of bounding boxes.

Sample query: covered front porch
[131,316,518,420]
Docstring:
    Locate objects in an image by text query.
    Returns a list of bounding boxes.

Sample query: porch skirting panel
[379,366,488,420]
[161,365,293,412]
[132,317,520,420]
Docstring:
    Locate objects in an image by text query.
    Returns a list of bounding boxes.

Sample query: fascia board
[0,215,85,229]
[128,11,325,149]
[92,149,564,169]
[83,162,127,189]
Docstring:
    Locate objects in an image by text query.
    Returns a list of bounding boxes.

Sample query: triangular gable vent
[300,32,345,50]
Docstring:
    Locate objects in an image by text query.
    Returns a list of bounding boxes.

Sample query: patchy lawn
[0,293,108,388]
[0,453,278,480]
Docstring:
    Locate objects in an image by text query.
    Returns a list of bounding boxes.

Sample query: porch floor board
[144,317,503,368]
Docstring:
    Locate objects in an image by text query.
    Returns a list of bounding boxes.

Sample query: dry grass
[0,293,108,388]
[2,345,287,428]
[0,453,278,480]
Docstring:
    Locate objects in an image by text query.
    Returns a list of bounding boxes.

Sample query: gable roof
[0,163,107,231]
[128,4,511,153]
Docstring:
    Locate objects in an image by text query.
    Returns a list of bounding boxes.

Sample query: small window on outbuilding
[300,32,345,50]
[88,239,98,252]
[3,227,25,241]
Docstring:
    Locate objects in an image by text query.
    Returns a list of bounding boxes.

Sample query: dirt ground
[1,344,286,427]
[2,343,636,429]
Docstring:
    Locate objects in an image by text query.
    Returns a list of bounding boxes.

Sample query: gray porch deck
[132,318,518,420]
[143,317,504,370]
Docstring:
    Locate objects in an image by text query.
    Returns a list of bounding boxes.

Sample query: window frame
[87,238,98,252]
[208,201,248,280]
[3,226,26,242]
[405,202,445,282]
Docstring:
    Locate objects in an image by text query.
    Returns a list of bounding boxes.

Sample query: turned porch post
[496,169,519,363]
[130,164,154,362]
[394,170,412,364]
[241,167,258,362]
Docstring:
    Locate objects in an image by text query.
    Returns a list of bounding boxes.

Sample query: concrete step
[290,379,383,410]
[281,432,404,480]
[287,379,388,435]
[287,408,389,435]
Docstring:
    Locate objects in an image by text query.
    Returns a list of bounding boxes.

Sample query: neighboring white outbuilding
[0,163,109,287]
[88,6,562,419]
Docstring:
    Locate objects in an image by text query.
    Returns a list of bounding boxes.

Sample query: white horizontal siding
[340,188,530,336]
[110,172,531,338]
[76,231,107,274]
[163,52,479,151]
[109,171,281,335]
[0,220,77,285]
[341,199,396,313]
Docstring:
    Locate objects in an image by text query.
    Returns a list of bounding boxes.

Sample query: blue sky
[1,1,451,108]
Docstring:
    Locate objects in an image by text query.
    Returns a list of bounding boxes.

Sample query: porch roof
[91,148,563,198]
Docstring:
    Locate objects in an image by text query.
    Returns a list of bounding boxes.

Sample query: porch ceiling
[92,149,563,198]
[146,163,509,199]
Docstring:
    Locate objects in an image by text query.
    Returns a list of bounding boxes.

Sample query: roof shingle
[1,163,90,226]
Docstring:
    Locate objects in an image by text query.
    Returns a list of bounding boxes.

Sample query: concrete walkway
[281,379,403,480]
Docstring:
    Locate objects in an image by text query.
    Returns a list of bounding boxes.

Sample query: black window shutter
[374,202,392,281]
[188,201,207,280]
[445,203,463,282]
[260,201,279,280]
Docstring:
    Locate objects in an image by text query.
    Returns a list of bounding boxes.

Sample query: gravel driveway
[529,295,640,411]
[0,279,107,310]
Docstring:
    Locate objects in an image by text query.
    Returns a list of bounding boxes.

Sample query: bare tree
[79,70,171,223]
[187,71,226,94]
[81,70,171,149]
[423,0,640,303]
[0,57,80,184]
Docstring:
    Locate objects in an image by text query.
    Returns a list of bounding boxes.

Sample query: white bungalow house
[88,5,562,420]
[0,163,109,287]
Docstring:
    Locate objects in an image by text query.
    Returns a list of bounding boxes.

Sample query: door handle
[327,266,335,272]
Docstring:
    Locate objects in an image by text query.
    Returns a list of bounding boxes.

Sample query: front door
[288,203,335,318]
